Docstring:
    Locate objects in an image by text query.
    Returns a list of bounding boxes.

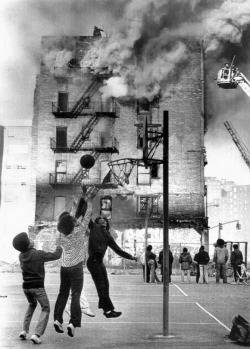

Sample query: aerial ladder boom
[233,72,250,98]
[224,121,250,170]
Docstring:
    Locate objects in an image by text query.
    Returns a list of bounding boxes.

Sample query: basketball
[80,154,95,169]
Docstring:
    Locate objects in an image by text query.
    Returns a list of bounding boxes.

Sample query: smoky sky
[1,0,250,183]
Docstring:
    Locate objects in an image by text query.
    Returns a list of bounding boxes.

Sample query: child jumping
[54,194,92,338]
[12,232,62,344]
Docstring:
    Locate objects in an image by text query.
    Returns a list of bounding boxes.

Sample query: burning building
[31,33,207,254]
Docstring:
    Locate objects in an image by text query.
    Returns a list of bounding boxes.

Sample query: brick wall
[32,36,205,239]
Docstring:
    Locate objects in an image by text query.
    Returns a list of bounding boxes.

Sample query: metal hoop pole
[163,110,169,336]
[144,198,149,284]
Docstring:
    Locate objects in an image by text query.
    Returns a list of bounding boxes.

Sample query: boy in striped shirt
[53,195,92,338]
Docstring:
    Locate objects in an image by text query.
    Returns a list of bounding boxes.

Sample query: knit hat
[12,232,30,252]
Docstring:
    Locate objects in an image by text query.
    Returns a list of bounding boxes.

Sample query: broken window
[100,196,112,219]
[137,196,159,217]
[55,160,67,184]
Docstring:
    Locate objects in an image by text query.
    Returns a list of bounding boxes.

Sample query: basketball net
[108,159,138,186]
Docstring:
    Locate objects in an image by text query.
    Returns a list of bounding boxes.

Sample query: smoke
[100,76,128,99]
[79,0,250,101]
[2,0,250,121]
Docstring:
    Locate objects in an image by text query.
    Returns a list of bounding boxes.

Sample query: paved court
[0,271,249,348]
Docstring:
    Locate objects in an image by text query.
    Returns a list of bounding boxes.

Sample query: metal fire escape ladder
[70,79,99,116]
[85,169,113,200]
[69,114,100,153]
[224,121,250,170]
[70,151,101,185]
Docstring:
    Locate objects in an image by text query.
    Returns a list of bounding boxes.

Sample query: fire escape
[49,76,120,189]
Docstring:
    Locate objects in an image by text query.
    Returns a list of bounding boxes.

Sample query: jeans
[23,288,50,336]
[199,265,209,283]
[87,257,114,312]
[216,263,227,283]
[54,262,83,327]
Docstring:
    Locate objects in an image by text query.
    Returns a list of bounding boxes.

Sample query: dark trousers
[146,264,150,283]
[87,257,114,312]
[54,262,83,327]
[233,264,242,282]
[196,264,200,283]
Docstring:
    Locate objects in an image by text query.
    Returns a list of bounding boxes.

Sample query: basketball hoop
[108,158,140,186]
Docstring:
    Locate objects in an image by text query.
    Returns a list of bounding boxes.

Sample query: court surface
[0,271,249,348]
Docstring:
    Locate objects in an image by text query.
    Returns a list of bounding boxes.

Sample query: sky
[1,0,250,185]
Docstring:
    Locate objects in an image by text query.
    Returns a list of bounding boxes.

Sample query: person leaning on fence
[231,244,243,285]
[53,194,92,338]
[179,247,192,284]
[12,232,62,344]
[213,238,229,284]
[195,246,210,284]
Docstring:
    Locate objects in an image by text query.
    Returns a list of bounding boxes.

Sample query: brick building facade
[31,36,207,256]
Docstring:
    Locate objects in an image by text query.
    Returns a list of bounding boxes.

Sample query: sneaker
[81,307,95,317]
[67,323,75,337]
[54,320,64,333]
[30,334,42,344]
[104,310,122,318]
[231,281,237,285]
[19,331,27,340]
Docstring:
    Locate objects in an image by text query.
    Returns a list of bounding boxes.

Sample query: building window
[55,160,67,183]
[137,196,159,217]
[137,127,143,149]
[100,196,112,219]
[150,163,159,178]
[58,92,68,112]
[137,165,150,185]
[56,126,67,149]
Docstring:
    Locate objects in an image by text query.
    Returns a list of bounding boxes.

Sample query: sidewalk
[0,272,249,348]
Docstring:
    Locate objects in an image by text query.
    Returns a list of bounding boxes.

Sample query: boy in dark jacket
[195,246,210,284]
[12,232,62,344]
[231,244,243,284]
